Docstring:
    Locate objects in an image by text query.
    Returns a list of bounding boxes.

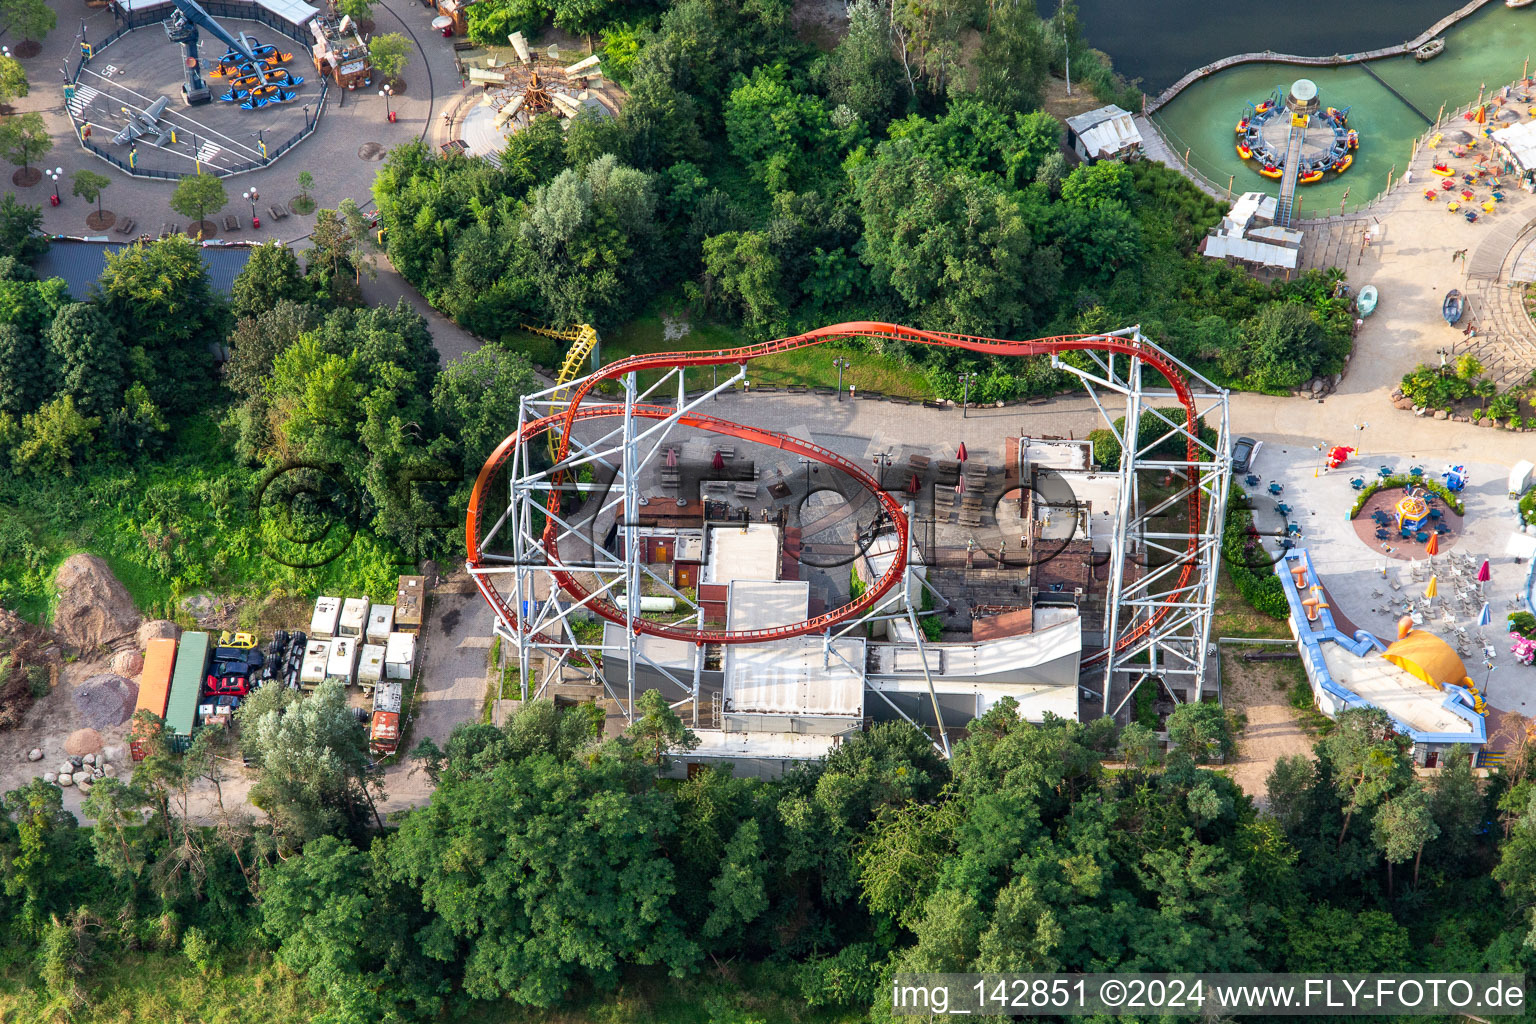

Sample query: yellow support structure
[521,323,600,460]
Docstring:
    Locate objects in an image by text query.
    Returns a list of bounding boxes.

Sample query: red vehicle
[204,672,251,697]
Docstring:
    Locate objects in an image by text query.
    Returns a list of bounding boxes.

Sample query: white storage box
[384,631,416,680]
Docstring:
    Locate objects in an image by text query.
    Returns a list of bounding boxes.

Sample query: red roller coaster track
[466,322,1203,656]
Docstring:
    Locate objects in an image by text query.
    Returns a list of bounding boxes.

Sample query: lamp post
[250,128,268,162]
[244,188,260,229]
[380,83,395,123]
[957,372,979,419]
[302,103,311,130]
[833,356,852,400]
[871,451,892,490]
[46,167,63,206]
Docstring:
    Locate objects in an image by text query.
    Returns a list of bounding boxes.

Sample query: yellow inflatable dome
[1382,631,1473,692]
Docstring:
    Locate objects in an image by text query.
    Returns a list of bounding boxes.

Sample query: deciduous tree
[0,112,51,174]
[48,301,125,418]
[230,241,312,321]
[70,169,110,218]
[368,33,410,83]
[169,172,228,232]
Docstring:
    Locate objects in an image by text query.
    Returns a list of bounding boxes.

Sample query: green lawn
[0,414,409,627]
[502,313,935,399]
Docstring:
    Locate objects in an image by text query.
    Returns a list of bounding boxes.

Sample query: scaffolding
[466,322,1231,744]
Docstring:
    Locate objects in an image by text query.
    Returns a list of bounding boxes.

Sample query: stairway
[1275,123,1305,228]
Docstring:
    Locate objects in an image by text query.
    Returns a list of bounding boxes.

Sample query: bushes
[1223,489,1288,620]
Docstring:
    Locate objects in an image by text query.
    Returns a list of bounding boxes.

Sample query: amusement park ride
[465,323,1233,752]
[164,0,299,106]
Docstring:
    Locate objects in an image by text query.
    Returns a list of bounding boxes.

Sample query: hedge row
[1222,490,1289,620]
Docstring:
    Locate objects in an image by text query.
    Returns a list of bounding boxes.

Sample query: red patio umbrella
[1477,559,1492,582]
[907,474,920,494]
[711,450,725,471]
[956,441,968,462]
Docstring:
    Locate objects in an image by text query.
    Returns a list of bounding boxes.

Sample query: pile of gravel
[72,674,138,731]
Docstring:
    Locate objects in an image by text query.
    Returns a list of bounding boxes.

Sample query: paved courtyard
[71,19,313,177]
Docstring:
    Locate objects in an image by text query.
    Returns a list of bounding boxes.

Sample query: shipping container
[357,644,385,688]
[300,639,332,688]
[366,604,395,644]
[164,631,211,745]
[327,636,360,685]
[394,575,425,633]
[384,631,416,680]
[130,637,178,760]
[339,597,370,638]
[310,596,342,638]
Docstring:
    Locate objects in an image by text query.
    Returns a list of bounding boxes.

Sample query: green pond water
[1152,3,1536,216]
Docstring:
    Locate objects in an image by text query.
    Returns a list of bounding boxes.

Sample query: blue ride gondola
[240,85,296,110]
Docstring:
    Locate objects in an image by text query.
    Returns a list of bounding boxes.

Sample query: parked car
[1231,436,1261,473]
[205,673,251,697]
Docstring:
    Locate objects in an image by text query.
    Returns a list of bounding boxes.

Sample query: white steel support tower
[1051,326,1232,716]
[469,324,1231,742]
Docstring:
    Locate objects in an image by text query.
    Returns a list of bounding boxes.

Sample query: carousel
[1236,79,1358,183]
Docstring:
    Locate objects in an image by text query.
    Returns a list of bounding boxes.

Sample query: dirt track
[1222,654,1315,806]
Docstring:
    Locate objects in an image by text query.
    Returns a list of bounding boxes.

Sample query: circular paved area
[1348,486,1463,560]
[70,19,314,176]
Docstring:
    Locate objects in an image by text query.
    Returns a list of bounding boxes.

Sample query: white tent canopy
[1493,121,1536,176]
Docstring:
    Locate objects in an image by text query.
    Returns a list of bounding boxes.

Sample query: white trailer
[358,644,385,689]
[310,597,342,639]
[327,637,361,685]
[300,639,332,689]
[339,597,370,638]
[366,604,395,645]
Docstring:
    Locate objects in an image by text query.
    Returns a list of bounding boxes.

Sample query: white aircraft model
[112,95,173,145]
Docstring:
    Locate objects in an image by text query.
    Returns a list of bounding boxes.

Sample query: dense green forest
[376,0,1353,402]
[1,694,1530,1021]
[0,199,535,618]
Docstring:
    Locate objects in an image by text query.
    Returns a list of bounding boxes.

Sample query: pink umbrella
[957,441,968,462]
[666,447,677,468]
[1477,559,1492,582]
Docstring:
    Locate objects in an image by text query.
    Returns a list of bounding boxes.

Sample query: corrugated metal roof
[1064,104,1128,133]
[35,239,257,299]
